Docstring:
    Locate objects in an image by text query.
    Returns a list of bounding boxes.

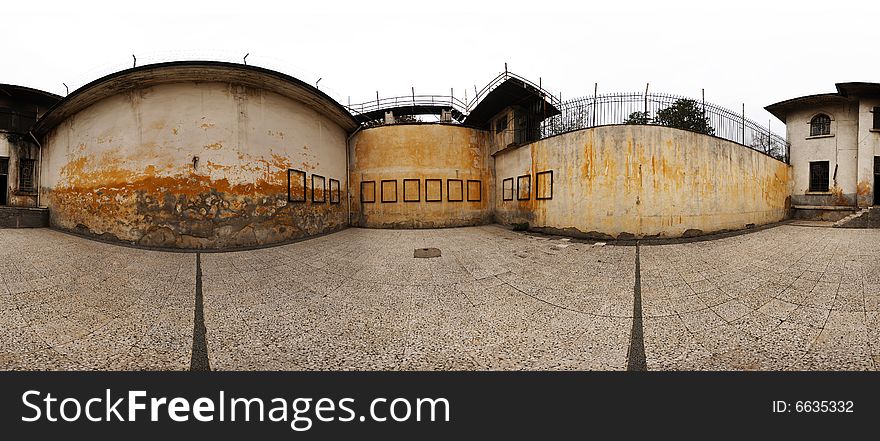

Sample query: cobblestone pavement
[0,224,878,370]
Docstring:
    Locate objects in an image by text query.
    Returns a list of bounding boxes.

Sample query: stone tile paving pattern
[0,228,195,370]
[640,225,880,370]
[0,223,878,370]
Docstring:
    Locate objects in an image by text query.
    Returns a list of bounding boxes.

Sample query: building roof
[32,61,359,136]
[765,82,880,123]
[0,83,62,108]
[464,75,560,128]
[835,82,880,97]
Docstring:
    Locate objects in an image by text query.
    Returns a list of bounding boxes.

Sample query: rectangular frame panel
[447,179,464,202]
[360,181,376,203]
[403,179,421,202]
[466,180,482,202]
[517,174,531,201]
[329,178,341,204]
[381,179,398,203]
[425,179,442,202]
[502,178,514,201]
[312,174,326,203]
[287,169,307,203]
[535,170,553,200]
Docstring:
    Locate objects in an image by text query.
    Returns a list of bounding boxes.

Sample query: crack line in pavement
[190,252,211,371]
[627,243,647,371]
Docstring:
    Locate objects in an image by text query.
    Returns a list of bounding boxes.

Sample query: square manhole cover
[414,247,441,258]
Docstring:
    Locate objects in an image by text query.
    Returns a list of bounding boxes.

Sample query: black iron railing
[539,92,789,163]
[346,71,561,124]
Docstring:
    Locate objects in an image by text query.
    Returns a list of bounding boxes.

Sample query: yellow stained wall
[39,82,349,249]
[494,125,791,239]
[350,124,493,228]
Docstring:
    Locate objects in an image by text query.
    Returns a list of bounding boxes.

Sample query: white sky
[3,0,878,134]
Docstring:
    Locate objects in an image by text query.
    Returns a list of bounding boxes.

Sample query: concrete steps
[832,207,874,227]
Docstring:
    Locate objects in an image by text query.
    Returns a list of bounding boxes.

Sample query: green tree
[624,111,651,125]
[653,99,715,135]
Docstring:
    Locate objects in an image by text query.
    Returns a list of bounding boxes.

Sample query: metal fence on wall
[539,92,789,163]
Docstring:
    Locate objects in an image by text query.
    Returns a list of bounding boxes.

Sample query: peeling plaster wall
[349,124,493,228]
[856,98,880,206]
[494,125,791,239]
[39,82,348,249]
[785,102,860,206]
[0,134,39,208]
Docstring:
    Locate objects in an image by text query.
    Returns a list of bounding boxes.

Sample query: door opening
[874,156,880,206]
[0,157,8,206]
[0,175,7,206]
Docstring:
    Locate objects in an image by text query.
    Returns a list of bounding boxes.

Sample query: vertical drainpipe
[345,125,363,226]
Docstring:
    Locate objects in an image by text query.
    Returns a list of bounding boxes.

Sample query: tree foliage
[653,99,715,135]
[624,111,651,125]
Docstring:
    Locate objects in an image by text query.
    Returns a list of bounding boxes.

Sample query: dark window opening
[809,114,831,137]
[19,159,35,192]
[809,161,830,192]
[0,157,8,175]
[495,114,508,134]
[873,107,880,130]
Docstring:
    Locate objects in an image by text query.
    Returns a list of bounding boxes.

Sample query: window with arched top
[810,114,831,137]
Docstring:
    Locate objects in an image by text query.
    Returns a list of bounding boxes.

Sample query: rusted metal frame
[447,179,463,202]
[425,179,443,202]
[466,180,482,202]
[516,174,531,201]
[535,170,553,200]
[360,180,376,203]
[380,179,397,203]
[329,178,340,204]
[403,179,421,202]
[501,177,514,201]
[311,174,326,203]
[287,169,307,203]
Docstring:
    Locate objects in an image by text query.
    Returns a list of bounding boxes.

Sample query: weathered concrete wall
[0,134,39,208]
[785,102,860,206]
[350,124,493,228]
[856,98,880,206]
[39,82,349,249]
[494,125,791,239]
[0,206,48,228]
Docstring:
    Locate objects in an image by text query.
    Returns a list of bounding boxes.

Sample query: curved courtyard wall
[494,125,792,239]
[349,124,493,228]
[39,81,349,249]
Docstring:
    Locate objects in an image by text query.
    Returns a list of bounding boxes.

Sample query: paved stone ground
[641,225,880,371]
[0,224,877,371]
[0,229,195,370]
[200,227,633,370]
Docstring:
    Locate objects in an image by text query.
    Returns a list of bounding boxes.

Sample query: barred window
[19,159,35,191]
[809,161,829,192]
[809,114,831,137]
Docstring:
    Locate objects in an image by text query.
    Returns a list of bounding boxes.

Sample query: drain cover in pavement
[414,247,441,258]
